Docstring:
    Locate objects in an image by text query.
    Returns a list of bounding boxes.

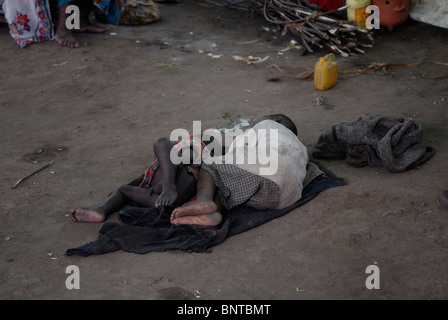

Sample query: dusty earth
[1,0,448,301]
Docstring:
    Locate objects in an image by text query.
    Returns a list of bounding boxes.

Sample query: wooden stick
[12,161,54,189]
[209,0,373,55]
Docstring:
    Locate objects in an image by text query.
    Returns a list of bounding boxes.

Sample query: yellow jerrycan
[314,53,338,91]
[347,0,371,29]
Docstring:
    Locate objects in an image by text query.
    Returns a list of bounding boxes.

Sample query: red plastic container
[372,0,410,31]
[307,0,344,12]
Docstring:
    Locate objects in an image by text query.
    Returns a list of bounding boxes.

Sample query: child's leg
[70,136,198,222]
[54,2,79,48]
[151,137,180,207]
[70,184,160,222]
[70,167,198,223]
[170,169,222,226]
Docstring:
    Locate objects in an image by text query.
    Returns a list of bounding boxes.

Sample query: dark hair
[261,114,298,136]
[277,114,298,136]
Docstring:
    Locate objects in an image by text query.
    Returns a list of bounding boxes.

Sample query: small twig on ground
[12,161,54,189]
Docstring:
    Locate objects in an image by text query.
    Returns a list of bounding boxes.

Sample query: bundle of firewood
[206,0,374,56]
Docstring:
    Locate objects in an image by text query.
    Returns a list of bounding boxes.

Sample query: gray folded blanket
[312,114,435,173]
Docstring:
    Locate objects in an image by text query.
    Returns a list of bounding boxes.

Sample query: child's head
[252,114,298,135]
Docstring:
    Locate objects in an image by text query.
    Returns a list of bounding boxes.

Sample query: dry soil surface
[1,0,448,300]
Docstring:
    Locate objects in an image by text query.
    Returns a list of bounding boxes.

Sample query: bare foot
[69,208,105,223]
[55,27,79,48]
[171,201,217,220]
[76,21,109,33]
[171,212,222,226]
[155,183,178,208]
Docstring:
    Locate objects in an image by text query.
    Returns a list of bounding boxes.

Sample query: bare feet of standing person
[55,0,108,48]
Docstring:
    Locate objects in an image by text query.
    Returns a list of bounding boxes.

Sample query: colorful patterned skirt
[2,0,123,48]
[2,0,54,48]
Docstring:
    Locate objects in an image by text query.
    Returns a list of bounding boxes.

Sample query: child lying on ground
[69,136,202,223]
[69,114,304,226]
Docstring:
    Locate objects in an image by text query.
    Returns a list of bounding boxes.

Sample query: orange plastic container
[314,53,338,91]
[372,0,409,31]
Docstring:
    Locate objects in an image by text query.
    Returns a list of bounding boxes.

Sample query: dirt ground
[1,0,448,300]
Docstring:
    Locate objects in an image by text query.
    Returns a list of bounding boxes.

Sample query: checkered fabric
[202,163,281,211]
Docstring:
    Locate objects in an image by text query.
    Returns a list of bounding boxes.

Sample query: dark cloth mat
[65,161,346,257]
